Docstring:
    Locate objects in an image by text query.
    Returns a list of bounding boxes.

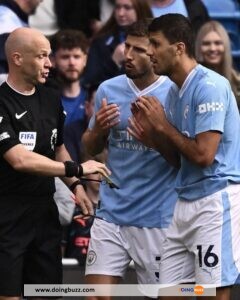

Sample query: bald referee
[0,27,110,299]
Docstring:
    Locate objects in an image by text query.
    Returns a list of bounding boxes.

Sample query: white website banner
[24,284,216,297]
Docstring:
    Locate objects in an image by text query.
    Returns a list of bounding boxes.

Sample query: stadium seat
[203,0,237,13]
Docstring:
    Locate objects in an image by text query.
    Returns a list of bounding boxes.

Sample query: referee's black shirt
[0,82,65,198]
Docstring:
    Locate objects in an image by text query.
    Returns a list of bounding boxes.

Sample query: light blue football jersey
[89,75,178,228]
[165,64,240,201]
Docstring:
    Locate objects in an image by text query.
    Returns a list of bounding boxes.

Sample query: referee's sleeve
[56,99,65,147]
[0,103,20,156]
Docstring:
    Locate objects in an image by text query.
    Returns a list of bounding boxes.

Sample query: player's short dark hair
[51,29,89,54]
[148,13,196,58]
[126,19,152,38]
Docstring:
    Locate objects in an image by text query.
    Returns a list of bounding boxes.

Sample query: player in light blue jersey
[128,14,240,300]
[82,20,178,299]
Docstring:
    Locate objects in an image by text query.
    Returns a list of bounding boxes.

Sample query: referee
[0,27,110,299]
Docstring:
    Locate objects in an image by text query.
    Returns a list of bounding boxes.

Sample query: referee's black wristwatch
[64,161,84,192]
[64,161,83,178]
[69,179,83,192]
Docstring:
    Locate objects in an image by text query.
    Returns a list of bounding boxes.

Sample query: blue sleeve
[194,79,230,135]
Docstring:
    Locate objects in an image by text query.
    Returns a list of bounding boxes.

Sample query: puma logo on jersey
[15,111,27,119]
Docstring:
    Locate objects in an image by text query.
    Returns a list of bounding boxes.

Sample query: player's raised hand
[136,95,167,132]
[93,98,120,134]
[127,115,155,149]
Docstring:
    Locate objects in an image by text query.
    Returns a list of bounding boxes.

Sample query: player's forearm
[82,129,107,156]
[152,133,181,169]
[158,122,215,167]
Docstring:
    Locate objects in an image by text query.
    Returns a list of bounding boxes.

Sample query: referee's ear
[12,52,23,66]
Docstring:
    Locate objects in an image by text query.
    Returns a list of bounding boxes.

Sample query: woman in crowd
[195,20,240,106]
[82,0,153,88]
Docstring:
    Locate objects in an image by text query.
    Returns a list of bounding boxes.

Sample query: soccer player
[82,20,178,299]
[0,27,110,299]
[128,14,240,300]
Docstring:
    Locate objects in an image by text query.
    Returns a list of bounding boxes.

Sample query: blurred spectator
[53,176,74,257]
[65,150,107,265]
[54,177,74,226]
[50,29,89,163]
[53,85,98,257]
[195,20,240,106]
[82,0,153,88]
[0,0,42,84]
[54,0,101,38]
[149,0,210,33]
[50,31,98,258]
[64,84,103,265]
[30,0,115,38]
[47,30,90,248]
[29,0,59,36]
[78,83,101,199]
[100,0,115,23]
[84,84,99,123]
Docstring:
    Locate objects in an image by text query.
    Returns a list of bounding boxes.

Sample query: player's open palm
[137,95,167,133]
[127,101,155,149]
[94,98,120,133]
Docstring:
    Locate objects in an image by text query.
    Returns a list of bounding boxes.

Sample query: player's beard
[126,68,148,80]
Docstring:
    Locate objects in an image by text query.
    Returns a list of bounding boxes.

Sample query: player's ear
[175,42,185,56]
[177,42,186,55]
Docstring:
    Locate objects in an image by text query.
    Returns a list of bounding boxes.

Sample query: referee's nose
[45,56,52,68]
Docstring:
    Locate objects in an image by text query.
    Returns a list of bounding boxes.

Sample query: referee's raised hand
[72,160,111,215]
[81,160,111,178]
